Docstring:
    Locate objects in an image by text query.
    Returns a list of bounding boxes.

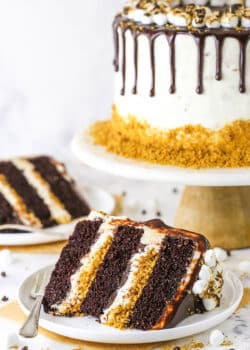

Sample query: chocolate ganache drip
[113,15,250,96]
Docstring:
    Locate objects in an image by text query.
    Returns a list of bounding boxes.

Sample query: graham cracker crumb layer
[102,248,159,329]
[57,234,113,316]
[89,106,250,169]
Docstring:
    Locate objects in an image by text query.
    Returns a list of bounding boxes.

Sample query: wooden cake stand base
[175,186,250,249]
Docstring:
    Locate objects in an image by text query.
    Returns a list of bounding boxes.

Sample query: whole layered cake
[90,0,250,168]
[0,156,90,230]
[43,211,223,330]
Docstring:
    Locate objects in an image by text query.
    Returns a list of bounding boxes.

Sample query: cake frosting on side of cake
[0,156,90,229]
[43,211,224,330]
[90,0,250,168]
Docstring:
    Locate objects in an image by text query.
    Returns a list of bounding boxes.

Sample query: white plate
[0,186,114,246]
[18,266,243,344]
[72,130,250,186]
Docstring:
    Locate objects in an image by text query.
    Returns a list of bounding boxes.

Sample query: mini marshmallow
[153,13,168,26]
[242,9,250,28]
[0,249,12,267]
[209,329,225,346]
[221,13,239,28]
[203,297,218,311]
[192,279,208,295]
[204,249,217,268]
[168,10,191,27]
[206,16,221,28]
[126,10,136,20]
[238,260,250,274]
[242,17,250,28]
[199,264,212,281]
[140,13,154,25]
[132,8,145,22]
[215,263,223,274]
[214,247,228,262]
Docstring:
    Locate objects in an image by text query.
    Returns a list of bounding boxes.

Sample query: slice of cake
[43,211,223,330]
[90,0,250,168]
[0,156,90,230]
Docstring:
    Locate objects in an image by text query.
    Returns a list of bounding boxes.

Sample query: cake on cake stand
[72,130,250,250]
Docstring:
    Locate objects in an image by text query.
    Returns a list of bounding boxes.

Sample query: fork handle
[19,295,43,338]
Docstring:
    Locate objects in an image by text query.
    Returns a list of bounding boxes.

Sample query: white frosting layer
[12,158,71,224]
[114,30,250,130]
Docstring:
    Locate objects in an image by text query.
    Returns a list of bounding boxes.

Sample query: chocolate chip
[156,211,161,217]
[141,209,147,215]
[1,271,6,277]
[1,296,8,302]
[21,347,28,350]
[172,187,179,194]
[173,347,181,350]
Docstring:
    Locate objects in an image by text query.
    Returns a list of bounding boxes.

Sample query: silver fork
[19,271,49,338]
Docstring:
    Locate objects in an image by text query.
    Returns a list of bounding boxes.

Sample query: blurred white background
[0,0,123,159]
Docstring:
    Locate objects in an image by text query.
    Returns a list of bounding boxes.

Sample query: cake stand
[72,130,250,249]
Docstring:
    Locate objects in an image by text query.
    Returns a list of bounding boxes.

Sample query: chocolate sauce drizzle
[113,16,250,96]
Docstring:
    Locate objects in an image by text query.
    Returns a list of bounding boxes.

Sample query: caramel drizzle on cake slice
[12,158,71,225]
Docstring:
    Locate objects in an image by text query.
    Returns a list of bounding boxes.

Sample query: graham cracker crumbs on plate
[190,342,205,348]
[90,105,250,169]
[222,340,233,346]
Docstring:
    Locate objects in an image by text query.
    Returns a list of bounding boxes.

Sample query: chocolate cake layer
[0,193,20,225]
[0,162,54,227]
[80,225,143,317]
[43,219,102,313]
[128,235,195,330]
[30,157,90,218]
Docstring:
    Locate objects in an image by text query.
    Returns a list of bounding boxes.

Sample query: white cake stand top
[72,130,250,187]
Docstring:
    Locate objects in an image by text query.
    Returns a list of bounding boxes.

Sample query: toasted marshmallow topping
[192,248,223,311]
[221,12,239,27]
[153,12,169,25]
[122,0,250,30]
[206,13,221,28]
[168,8,192,26]
[192,6,208,27]
[242,8,250,27]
